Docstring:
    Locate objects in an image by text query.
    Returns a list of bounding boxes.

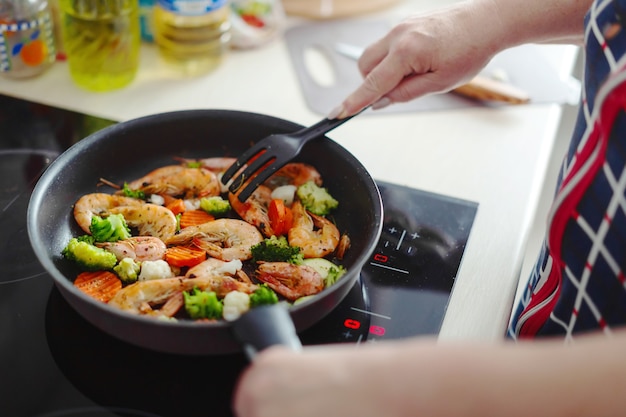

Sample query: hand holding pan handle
[231,303,303,360]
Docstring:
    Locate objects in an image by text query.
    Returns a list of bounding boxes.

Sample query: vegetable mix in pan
[62,157,351,322]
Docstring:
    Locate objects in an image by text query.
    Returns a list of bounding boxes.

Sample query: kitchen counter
[0,0,580,342]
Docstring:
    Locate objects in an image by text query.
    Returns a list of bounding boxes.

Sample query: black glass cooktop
[0,94,477,417]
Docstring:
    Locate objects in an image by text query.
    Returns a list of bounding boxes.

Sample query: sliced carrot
[74,271,122,303]
[165,245,207,268]
[165,198,187,215]
[179,209,214,228]
[268,198,293,236]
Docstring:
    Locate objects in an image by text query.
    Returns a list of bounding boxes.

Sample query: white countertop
[0,0,580,342]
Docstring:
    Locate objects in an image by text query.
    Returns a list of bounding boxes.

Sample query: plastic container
[153,0,231,76]
[59,0,140,92]
[0,0,56,78]
[230,0,285,49]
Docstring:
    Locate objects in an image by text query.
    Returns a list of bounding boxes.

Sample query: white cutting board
[284,19,577,115]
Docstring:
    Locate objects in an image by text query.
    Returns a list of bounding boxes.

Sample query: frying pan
[27,109,383,355]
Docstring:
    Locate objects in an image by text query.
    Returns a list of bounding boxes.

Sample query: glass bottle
[153,0,231,76]
[0,0,57,78]
[59,0,140,92]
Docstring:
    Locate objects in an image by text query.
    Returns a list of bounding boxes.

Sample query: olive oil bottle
[60,0,140,91]
[153,0,231,76]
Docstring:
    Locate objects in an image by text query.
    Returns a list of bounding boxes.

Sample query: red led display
[369,325,386,336]
[344,318,361,329]
[373,253,388,262]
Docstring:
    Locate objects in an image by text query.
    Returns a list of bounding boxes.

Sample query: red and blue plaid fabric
[508,0,626,339]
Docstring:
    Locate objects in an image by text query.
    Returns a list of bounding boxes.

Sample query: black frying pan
[27,109,383,355]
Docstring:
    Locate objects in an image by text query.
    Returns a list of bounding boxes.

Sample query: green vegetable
[122,182,146,200]
[250,235,303,264]
[183,288,223,320]
[199,196,231,216]
[249,284,279,307]
[302,258,346,287]
[296,181,338,216]
[113,257,141,284]
[90,213,132,242]
[76,234,96,245]
[62,237,117,271]
[175,213,182,232]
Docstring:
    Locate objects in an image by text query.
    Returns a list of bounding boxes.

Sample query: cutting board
[284,19,577,115]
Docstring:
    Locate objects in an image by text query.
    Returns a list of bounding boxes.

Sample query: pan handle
[231,303,303,360]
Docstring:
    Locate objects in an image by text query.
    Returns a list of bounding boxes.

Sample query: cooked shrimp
[264,162,323,189]
[165,218,263,261]
[124,165,221,199]
[229,185,274,237]
[256,262,324,301]
[97,236,167,262]
[73,193,144,234]
[288,200,340,258]
[108,204,178,241]
[185,257,252,283]
[157,291,184,317]
[108,274,257,315]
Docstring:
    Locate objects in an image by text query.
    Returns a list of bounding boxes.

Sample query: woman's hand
[330,1,505,118]
[329,0,588,118]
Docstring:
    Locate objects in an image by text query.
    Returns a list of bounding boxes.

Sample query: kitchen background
[0,1,582,415]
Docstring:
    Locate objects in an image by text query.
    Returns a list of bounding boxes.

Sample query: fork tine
[228,150,276,192]
[221,144,268,184]
[231,158,287,202]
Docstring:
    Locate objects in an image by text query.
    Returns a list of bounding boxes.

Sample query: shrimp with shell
[123,165,221,199]
[108,204,178,242]
[165,218,263,261]
[108,257,256,316]
[288,200,340,258]
[228,185,274,237]
[255,262,324,301]
[108,275,257,316]
[73,193,144,234]
[97,236,167,262]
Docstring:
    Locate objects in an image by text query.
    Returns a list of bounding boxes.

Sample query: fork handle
[293,106,368,142]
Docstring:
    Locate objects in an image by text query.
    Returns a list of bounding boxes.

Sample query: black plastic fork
[221,108,367,202]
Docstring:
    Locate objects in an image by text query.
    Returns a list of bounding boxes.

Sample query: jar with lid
[0,0,57,78]
[59,0,141,92]
[153,0,231,76]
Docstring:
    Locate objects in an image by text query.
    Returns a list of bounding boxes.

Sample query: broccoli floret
[183,288,223,320]
[249,284,279,307]
[296,181,338,216]
[199,196,231,216]
[62,237,117,271]
[186,161,202,169]
[90,213,132,243]
[113,257,141,284]
[250,235,303,264]
[76,234,96,245]
[122,182,146,199]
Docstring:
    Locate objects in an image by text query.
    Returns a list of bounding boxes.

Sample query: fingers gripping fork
[221,108,366,202]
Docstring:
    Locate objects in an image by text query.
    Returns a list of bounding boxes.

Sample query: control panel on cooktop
[299,181,478,344]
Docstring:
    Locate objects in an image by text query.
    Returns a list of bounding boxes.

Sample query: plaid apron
[508,0,626,339]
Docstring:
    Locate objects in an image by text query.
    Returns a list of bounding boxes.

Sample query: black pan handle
[231,303,303,360]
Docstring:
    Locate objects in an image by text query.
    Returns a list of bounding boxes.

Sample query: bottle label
[0,11,56,74]
[157,0,227,15]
